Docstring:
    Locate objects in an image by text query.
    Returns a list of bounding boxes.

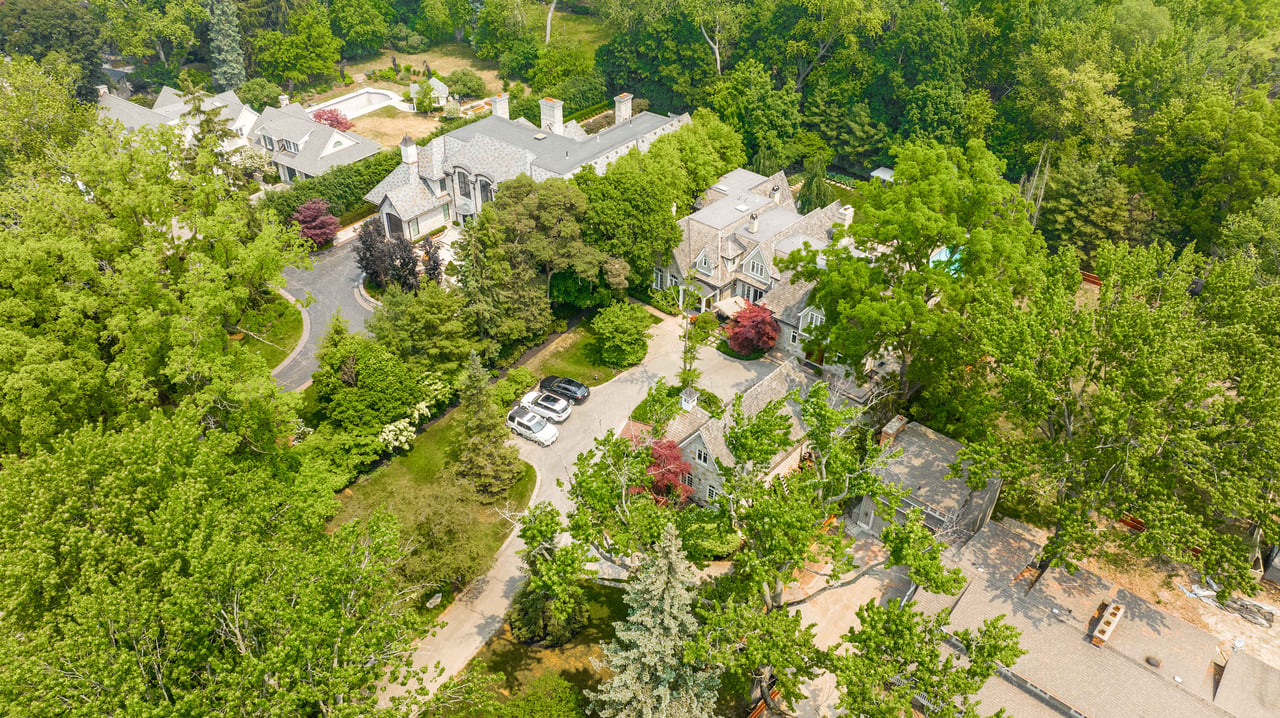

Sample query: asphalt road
[273,241,376,391]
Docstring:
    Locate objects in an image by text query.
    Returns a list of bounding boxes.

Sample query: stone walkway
[377,308,779,704]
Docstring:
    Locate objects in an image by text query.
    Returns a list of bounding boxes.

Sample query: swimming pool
[309,88,401,120]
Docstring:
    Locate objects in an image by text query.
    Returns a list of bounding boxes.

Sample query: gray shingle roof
[250,104,381,177]
[877,422,987,519]
[913,521,1264,718]
[97,94,172,131]
[670,360,813,468]
[760,273,815,328]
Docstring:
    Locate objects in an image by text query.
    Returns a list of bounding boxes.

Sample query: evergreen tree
[355,218,392,287]
[208,0,245,90]
[445,353,523,496]
[387,232,420,292]
[588,523,718,718]
[507,501,593,646]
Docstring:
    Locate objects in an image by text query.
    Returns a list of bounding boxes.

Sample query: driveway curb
[270,287,311,384]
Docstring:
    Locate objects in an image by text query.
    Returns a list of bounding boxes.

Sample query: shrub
[291,198,340,248]
[500,674,587,717]
[631,378,681,432]
[312,108,353,130]
[259,150,401,222]
[491,366,537,408]
[725,300,779,355]
[445,68,487,99]
[238,77,284,112]
[591,303,653,369]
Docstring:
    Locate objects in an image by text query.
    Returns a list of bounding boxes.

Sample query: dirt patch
[346,44,503,97]
[350,110,442,147]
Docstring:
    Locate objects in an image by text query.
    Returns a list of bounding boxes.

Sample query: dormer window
[697,253,711,274]
[748,260,765,277]
[262,135,275,151]
[281,139,299,153]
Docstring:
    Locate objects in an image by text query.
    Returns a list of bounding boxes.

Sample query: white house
[97,85,258,151]
[247,101,381,184]
[362,92,690,240]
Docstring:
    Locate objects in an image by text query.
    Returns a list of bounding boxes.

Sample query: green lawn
[525,325,618,387]
[471,583,628,700]
[526,9,613,52]
[234,292,303,369]
[825,179,861,207]
[329,409,536,623]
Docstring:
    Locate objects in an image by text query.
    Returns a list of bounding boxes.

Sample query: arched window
[479,178,494,204]
[456,170,471,199]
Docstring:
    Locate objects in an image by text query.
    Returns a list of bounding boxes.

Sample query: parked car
[539,375,590,404]
[520,390,572,423]
[507,406,558,446]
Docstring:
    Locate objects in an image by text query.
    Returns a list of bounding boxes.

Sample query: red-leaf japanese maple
[291,198,340,248]
[726,301,780,355]
[311,108,353,131]
[648,439,694,502]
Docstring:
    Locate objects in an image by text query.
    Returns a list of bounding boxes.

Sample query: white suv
[520,390,572,423]
[507,406,559,446]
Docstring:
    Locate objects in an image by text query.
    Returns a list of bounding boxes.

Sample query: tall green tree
[588,524,719,718]
[208,0,246,89]
[0,0,105,98]
[253,3,344,90]
[445,353,524,496]
[780,140,1045,409]
[508,502,594,645]
[331,0,391,59]
[708,58,803,170]
[0,55,93,179]
[0,410,433,714]
[368,283,479,380]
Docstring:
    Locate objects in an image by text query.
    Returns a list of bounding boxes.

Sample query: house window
[807,313,823,329]
[790,330,799,346]
[653,268,663,289]
[457,171,471,200]
[262,135,275,151]
[706,484,719,501]
[748,260,765,277]
[694,447,709,465]
[408,218,419,237]
[281,139,299,153]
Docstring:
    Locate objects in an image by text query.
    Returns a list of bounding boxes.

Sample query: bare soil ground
[349,106,442,147]
[1001,519,1280,668]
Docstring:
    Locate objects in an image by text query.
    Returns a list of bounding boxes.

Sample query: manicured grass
[234,292,303,369]
[329,409,537,624]
[825,179,861,207]
[472,583,628,700]
[525,325,619,387]
[526,9,614,52]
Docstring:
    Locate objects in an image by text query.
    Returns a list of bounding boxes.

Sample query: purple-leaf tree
[292,198,340,248]
[726,301,780,355]
[311,108,353,131]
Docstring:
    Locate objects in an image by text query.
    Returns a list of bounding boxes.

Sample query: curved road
[378,311,779,704]
[273,241,376,391]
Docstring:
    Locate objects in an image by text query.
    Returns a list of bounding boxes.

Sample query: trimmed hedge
[260,150,402,224]
[417,114,488,146]
[565,98,611,123]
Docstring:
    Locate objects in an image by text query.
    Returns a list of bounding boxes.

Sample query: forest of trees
[2,0,1279,714]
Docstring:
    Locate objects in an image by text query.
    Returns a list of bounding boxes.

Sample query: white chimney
[492,93,509,120]
[400,134,417,165]
[770,184,781,202]
[679,388,699,412]
[540,97,564,135]
[838,204,854,225]
[614,92,633,124]
[277,94,289,108]
[749,212,759,233]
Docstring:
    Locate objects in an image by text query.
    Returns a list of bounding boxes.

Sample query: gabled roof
[1214,651,1280,717]
[760,274,817,328]
[98,94,173,131]
[250,104,381,176]
[876,422,984,520]
[670,360,812,468]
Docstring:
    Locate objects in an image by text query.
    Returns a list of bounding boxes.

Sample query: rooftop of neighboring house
[97,85,256,136]
[671,168,848,291]
[912,521,1280,718]
[412,95,689,181]
[249,103,381,176]
[666,359,813,469]
[876,420,996,524]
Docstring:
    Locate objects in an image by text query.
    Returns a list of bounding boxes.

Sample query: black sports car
[539,375,590,404]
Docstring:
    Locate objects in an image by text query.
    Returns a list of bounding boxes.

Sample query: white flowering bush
[378,418,416,451]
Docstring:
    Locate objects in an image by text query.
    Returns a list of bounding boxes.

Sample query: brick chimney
[492,93,509,120]
[878,415,908,446]
[614,92,633,124]
[540,97,564,135]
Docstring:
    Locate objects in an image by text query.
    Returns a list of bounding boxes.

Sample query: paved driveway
[273,241,376,391]
[379,309,782,703]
